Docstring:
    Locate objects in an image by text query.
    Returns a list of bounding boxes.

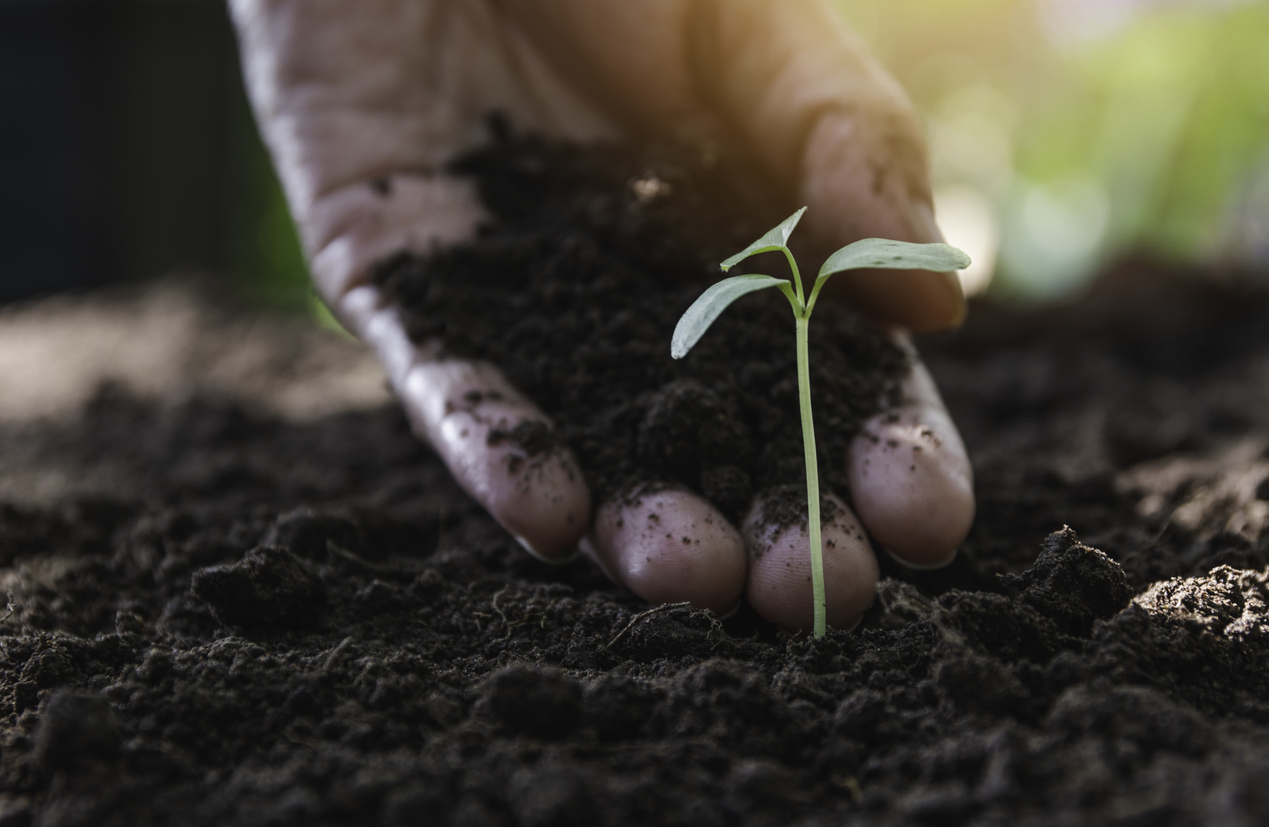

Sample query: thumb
[693,0,965,331]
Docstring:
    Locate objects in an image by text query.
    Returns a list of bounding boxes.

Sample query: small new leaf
[816,238,971,282]
[720,207,807,271]
[671,274,787,359]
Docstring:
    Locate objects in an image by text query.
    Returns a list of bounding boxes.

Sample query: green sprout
[671,207,971,639]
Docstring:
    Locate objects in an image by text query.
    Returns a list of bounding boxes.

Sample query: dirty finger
[340,284,591,560]
[847,334,974,569]
[583,487,747,613]
[741,488,879,632]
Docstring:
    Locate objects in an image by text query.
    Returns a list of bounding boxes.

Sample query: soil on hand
[2,154,1269,824]
[374,132,906,520]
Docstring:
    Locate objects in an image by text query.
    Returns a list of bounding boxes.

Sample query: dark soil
[373,132,906,519]
[3,148,1269,825]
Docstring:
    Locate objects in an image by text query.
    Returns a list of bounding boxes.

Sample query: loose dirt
[1,138,1268,825]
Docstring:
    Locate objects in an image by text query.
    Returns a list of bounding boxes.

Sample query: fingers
[583,484,879,632]
[848,337,974,568]
[401,363,591,560]
[584,488,746,613]
[741,491,879,632]
[339,285,591,560]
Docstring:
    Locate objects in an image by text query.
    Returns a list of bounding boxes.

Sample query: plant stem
[795,314,826,638]
[782,249,805,305]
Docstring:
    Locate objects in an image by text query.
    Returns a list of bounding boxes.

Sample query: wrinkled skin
[230,0,975,632]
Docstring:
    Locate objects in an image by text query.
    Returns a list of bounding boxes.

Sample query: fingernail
[714,599,742,620]
[883,545,958,571]
[513,534,579,565]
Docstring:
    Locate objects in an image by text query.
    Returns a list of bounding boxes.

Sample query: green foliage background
[837,0,1269,298]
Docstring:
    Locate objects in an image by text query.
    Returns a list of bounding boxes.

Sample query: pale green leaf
[671,275,787,359]
[816,238,971,281]
[719,207,807,271]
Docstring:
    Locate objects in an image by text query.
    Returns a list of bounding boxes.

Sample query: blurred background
[3,0,1268,310]
[840,0,1269,300]
[0,0,308,309]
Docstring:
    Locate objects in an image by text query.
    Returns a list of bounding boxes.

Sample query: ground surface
[3,152,1269,825]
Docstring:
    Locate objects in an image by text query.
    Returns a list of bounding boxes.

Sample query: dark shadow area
[0,0,305,305]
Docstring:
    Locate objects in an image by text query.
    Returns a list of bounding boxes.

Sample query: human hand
[231,0,974,631]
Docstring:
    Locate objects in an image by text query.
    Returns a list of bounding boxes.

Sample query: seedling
[671,208,970,638]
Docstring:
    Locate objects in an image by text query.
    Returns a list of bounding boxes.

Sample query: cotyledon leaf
[816,238,971,282]
[720,207,807,271]
[671,274,788,359]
